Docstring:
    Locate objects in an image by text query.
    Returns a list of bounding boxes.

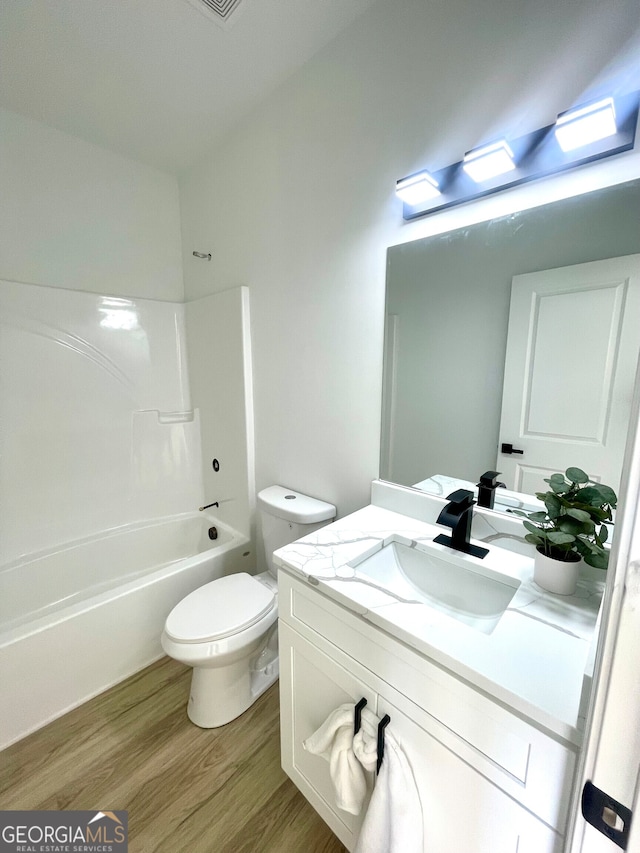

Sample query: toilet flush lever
[199,501,219,511]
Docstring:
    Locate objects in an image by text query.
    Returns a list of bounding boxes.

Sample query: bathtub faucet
[199,501,219,511]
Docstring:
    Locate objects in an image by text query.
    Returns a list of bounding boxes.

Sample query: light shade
[397,91,638,220]
[396,171,441,205]
[554,98,618,152]
[462,140,516,183]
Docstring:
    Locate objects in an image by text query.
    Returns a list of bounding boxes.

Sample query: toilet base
[187,652,279,728]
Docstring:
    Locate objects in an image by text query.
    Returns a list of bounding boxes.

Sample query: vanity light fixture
[462,140,516,183]
[397,90,639,220]
[396,171,441,204]
[554,98,618,152]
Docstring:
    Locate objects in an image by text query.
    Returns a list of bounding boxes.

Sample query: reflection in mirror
[380,179,640,513]
[412,473,544,515]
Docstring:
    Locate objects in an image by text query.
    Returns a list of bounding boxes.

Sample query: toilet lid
[164,573,276,643]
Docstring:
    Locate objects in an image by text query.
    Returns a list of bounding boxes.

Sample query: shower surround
[0,280,255,746]
[1,280,202,564]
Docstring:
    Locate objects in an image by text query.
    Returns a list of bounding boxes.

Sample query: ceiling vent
[184,0,247,30]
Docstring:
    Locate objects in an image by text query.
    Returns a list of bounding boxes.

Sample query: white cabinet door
[499,254,640,494]
[280,617,563,853]
[279,621,378,851]
[376,693,563,853]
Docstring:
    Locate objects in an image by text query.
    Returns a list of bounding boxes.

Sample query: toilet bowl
[161,485,335,727]
[161,572,279,728]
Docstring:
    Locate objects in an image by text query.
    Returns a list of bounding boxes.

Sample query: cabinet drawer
[280,570,576,832]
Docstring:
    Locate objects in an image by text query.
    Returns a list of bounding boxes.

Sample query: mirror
[381,178,640,511]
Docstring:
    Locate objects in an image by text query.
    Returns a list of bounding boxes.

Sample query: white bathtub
[0,512,251,750]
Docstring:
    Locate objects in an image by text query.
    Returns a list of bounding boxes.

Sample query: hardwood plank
[0,657,347,853]
[0,658,187,803]
[224,775,346,853]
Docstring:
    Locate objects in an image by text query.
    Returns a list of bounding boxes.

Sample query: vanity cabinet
[279,570,578,853]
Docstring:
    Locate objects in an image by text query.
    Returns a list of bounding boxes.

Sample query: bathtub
[0,512,251,750]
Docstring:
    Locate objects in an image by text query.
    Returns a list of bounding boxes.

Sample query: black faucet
[434,489,488,559]
[476,470,506,510]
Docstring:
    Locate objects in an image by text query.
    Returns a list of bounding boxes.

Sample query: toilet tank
[257,485,336,576]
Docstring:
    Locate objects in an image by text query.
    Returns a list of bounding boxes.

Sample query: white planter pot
[533,548,581,595]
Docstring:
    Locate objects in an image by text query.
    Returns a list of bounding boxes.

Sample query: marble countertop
[274,503,604,744]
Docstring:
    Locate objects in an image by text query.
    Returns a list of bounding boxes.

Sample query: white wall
[179,0,640,518]
[0,107,183,300]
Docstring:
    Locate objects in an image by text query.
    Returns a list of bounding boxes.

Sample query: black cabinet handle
[376,714,391,775]
[354,698,367,735]
[501,443,524,455]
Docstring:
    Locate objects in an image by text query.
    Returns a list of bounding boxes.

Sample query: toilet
[161,485,336,728]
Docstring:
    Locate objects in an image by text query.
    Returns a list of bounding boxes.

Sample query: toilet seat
[164,573,276,644]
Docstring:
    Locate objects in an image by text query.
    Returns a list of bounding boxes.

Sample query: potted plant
[511,467,617,595]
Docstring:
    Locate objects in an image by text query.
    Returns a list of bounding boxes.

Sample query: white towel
[354,730,423,853]
[353,706,379,774]
[303,703,369,815]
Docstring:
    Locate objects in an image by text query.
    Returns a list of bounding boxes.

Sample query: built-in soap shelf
[144,410,195,424]
[157,411,195,424]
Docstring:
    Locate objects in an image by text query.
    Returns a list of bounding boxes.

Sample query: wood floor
[0,657,347,853]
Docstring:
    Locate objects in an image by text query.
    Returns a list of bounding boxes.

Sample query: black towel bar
[376,714,391,775]
[354,697,367,735]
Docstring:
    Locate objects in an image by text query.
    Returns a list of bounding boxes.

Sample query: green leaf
[565,466,589,484]
[574,486,605,506]
[506,509,529,518]
[599,524,609,544]
[558,517,588,536]
[593,484,618,506]
[523,520,543,536]
[566,508,592,523]
[584,551,609,569]
[548,473,566,485]
[547,531,576,545]
[575,540,590,557]
[527,511,548,523]
[544,493,562,518]
[576,504,606,522]
[524,533,544,546]
[550,479,570,494]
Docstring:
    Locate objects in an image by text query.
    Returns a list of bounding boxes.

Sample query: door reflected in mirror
[380,178,640,514]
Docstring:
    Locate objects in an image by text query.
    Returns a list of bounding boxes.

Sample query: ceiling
[0,0,379,174]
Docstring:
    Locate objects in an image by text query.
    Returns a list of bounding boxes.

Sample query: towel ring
[354,697,367,735]
[376,714,391,775]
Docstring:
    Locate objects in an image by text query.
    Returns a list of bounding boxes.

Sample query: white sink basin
[349,538,520,634]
